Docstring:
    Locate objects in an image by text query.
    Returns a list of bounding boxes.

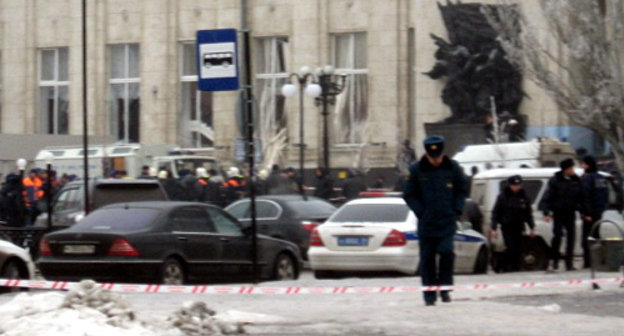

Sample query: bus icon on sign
[203,52,234,69]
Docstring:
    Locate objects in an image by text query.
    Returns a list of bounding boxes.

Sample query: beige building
[0,0,564,175]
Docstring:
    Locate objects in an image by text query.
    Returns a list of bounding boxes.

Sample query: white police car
[308,197,489,278]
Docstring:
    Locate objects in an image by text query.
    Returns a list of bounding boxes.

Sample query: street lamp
[281,67,321,195]
[314,66,346,170]
[16,158,27,227]
[42,152,54,230]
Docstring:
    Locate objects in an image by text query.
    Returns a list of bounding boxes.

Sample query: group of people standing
[492,155,612,272]
[0,168,66,227]
[403,135,619,306]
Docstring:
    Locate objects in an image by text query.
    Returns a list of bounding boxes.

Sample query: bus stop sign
[196,29,239,91]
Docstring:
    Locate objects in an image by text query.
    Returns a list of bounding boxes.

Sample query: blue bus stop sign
[196,29,239,91]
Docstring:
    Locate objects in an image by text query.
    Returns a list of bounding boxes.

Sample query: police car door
[453,221,474,272]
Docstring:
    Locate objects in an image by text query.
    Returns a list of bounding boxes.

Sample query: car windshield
[73,208,161,231]
[286,199,337,219]
[93,183,167,208]
[330,204,410,222]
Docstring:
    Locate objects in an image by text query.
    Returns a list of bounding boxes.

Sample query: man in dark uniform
[403,135,468,306]
[490,175,535,272]
[580,155,609,268]
[539,158,586,271]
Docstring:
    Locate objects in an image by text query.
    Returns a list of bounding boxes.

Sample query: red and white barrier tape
[1,277,623,295]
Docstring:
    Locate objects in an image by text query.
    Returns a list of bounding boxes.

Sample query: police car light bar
[358,191,403,197]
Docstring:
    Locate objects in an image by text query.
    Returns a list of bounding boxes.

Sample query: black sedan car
[37,202,301,284]
[225,195,337,259]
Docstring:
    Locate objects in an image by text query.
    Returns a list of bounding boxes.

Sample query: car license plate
[337,237,368,246]
[63,245,95,254]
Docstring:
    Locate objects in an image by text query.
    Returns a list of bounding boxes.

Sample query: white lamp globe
[16,158,27,170]
[305,83,322,97]
[42,152,54,165]
[315,67,324,76]
[281,83,297,97]
[299,66,311,76]
[323,65,335,75]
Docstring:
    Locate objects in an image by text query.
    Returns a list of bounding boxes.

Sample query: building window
[109,44,140,143]
[39,48,69,134]
[331,33,368,144]
[255,37,290,148]
[180,42,213,148]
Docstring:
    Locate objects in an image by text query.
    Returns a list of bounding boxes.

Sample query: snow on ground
[1,271,623,335]
[0,280,244,336]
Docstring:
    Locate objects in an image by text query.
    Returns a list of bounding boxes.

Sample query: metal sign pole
[241,29,259,284]
[82,0,90,215]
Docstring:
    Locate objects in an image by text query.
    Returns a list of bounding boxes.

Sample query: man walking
[403,135,468,306]
[580,155,609,268]
[490,175,535,272]
[539,158,586,271]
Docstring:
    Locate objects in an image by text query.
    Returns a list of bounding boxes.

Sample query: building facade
[0,0,594,175]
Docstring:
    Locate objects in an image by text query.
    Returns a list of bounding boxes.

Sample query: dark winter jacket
[582,168,609,216]
[491,187,535,232]
[403,155,468,238]
[342,173,366,200]
[539,171,585,216]
[313,171,334,200]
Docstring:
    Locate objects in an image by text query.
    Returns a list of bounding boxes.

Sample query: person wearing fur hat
[403,135,468,306]
[580,155,609,268]
[539,158,586,271]
[490,175,535,272]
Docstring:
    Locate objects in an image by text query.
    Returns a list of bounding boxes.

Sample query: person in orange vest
[222,167,246,206]
[23,168,44,225]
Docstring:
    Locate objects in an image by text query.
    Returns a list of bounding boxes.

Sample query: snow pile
[0,280,245,336]
[168,302,245,335]
[62,280,136,327]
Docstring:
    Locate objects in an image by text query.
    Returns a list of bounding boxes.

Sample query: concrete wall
[0,0,562,170]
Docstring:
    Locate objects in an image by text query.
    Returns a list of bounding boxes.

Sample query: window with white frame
[39,48,69,134]
[109,44,140,143]
[180,42,213,148]
[331,33,368,144]
[255,37,290,142]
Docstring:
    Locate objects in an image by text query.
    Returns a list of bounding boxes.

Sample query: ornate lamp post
[281,67,322,195]
[314,66,346,170]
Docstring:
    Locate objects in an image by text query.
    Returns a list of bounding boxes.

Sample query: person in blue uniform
[403,135,468,306]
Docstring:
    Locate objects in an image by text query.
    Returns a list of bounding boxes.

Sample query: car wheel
[473,246,489,274]
[160,258,185,285]
[274,254,296,281]
[520,238,549,271]
[0,260,23,294]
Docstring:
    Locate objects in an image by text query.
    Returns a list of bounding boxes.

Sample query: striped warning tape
[1,277,623,295]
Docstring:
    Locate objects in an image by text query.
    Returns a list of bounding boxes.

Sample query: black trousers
[419,234,454,303]
[551,212,576,269]
[502,227,523,272]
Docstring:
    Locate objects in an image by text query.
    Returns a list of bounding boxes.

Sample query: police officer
[539,158,586,271]
[580,155,609,268]
[403,135,468,306]
[490,175,535,272]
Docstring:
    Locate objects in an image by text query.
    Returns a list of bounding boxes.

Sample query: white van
[470,168,623,271]
[453,138,576,175]
[34,144,217,178]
